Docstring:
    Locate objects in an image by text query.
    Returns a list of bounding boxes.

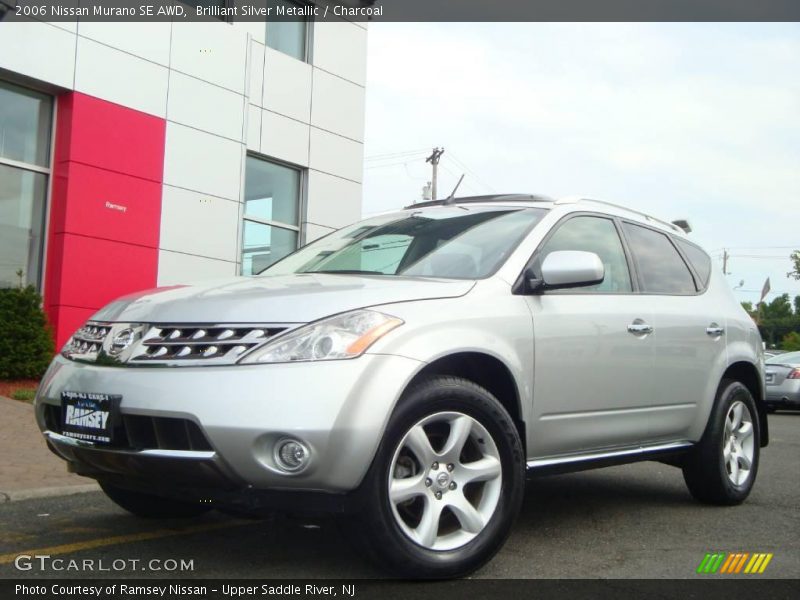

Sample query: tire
[100,482,212,518]
[349,376,525,579]
[682,379,760,505]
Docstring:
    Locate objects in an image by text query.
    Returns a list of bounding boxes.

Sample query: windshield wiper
[311,269,387,275]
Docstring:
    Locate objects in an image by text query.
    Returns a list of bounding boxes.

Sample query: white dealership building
[0,8,366,346]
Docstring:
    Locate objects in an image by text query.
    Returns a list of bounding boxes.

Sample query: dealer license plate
[61,391,120,444]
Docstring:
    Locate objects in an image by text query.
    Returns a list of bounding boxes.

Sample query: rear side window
[622,223,696,294]
[675,238,712,289]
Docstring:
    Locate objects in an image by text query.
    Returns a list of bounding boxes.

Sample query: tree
[755,294,800,348]
[788,250,800,281]
[0,285,55,379]
[783,331,800,351]
[759,294,793,319]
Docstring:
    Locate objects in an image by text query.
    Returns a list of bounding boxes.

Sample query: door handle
[627,321,653,335]
[706,324,725,337]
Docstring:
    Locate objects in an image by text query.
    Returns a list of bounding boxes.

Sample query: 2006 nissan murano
[36,194,767,578]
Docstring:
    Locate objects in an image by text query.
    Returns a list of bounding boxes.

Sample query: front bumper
[35,353,422,494]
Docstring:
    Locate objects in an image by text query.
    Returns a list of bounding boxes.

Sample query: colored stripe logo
[697,552,773,574]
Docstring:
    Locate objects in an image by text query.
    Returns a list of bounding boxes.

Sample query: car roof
[404,194,689,238]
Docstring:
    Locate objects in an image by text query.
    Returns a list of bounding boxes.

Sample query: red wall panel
[48,234,159,310]
[51,162,162,248]
[45,93,166,348]
[53,93,165,181]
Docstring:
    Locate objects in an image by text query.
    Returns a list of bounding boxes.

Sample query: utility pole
[722,249,729,275]
[425,147,444,200]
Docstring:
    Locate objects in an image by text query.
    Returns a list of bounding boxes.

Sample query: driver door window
[539,215,632,293]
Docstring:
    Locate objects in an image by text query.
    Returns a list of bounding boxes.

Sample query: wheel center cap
[435,471,451,489]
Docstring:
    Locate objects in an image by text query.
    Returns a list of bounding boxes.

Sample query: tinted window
[538,216,632,293]
[0,80,52,167]
[0,81,51,289]
[676,238,711,288]
[241,156,301,275]
[266,1,310,61]
[622,223,696,294]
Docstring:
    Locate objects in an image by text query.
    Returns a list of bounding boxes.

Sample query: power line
[709,245,797,252]
[439,163,484,196]
[733,289,798,294]
[730,255,793,259]
[446,152,496,193]
[714,254,793,260]
[365,159,422,170]
[365,149,429,162]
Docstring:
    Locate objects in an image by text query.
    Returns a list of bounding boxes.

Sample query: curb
[0,483,100,503]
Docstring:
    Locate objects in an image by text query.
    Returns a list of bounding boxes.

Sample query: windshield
[260,206,547,279]
[766,351,800,365]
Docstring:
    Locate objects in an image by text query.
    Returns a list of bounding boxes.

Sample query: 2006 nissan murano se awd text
[35,194,768,578]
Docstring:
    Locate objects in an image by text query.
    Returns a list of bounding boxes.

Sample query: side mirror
[520,250,604,293]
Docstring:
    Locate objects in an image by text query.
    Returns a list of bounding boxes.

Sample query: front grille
[61,321,292,365]
[122,415,213,450]
[62,324,112,362]
[44,404,212,451]
[130,325,287,363]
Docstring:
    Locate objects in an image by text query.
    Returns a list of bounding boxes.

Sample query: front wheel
[350,376,525,578]
[682,380,760,505]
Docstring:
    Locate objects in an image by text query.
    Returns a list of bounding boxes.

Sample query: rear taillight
[788,369,800,380]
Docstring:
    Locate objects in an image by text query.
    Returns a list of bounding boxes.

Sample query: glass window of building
[0,81,52,289]
[266,0,311,61]
[242,156,302,275]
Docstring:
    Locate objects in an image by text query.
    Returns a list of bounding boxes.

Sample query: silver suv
[35,195,767,578]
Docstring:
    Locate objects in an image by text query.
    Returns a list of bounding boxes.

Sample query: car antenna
[443,174,465,205]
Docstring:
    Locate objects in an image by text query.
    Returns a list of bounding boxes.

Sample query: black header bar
[2,0,800,23]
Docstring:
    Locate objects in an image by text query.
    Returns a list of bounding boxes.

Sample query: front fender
[367,291,534,424]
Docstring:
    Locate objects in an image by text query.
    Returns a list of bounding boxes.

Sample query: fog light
[274,439,310,472]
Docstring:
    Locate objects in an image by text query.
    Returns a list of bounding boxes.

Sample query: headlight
[239,309,403,364]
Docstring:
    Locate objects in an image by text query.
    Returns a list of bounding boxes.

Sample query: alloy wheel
[388,411,503,551]
[723,400,755,486]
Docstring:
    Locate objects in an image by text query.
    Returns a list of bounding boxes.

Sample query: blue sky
[361,23,800,305]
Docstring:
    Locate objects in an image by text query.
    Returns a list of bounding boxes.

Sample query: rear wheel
[683,380,760,505]
[100,482,212,518]
[349,376,525,578]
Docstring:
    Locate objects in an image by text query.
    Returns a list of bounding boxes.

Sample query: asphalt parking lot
[1,413,798,580]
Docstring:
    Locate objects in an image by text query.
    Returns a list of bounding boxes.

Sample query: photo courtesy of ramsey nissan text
[0,1,798,598]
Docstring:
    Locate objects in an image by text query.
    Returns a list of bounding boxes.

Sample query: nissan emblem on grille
[109,328,136,355]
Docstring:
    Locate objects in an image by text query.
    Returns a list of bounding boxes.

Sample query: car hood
[90,273,475,324]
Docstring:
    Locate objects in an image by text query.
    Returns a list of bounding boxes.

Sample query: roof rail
[404,193,554,210]
[556,197,684,234]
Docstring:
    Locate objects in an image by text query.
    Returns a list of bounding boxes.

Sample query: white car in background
[765,351,800,411]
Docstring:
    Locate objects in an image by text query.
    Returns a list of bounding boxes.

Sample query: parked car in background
[34,194,768,578]
[765,351,800,412]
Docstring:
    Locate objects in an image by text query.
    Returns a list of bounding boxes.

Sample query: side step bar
[526,441,693,476]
